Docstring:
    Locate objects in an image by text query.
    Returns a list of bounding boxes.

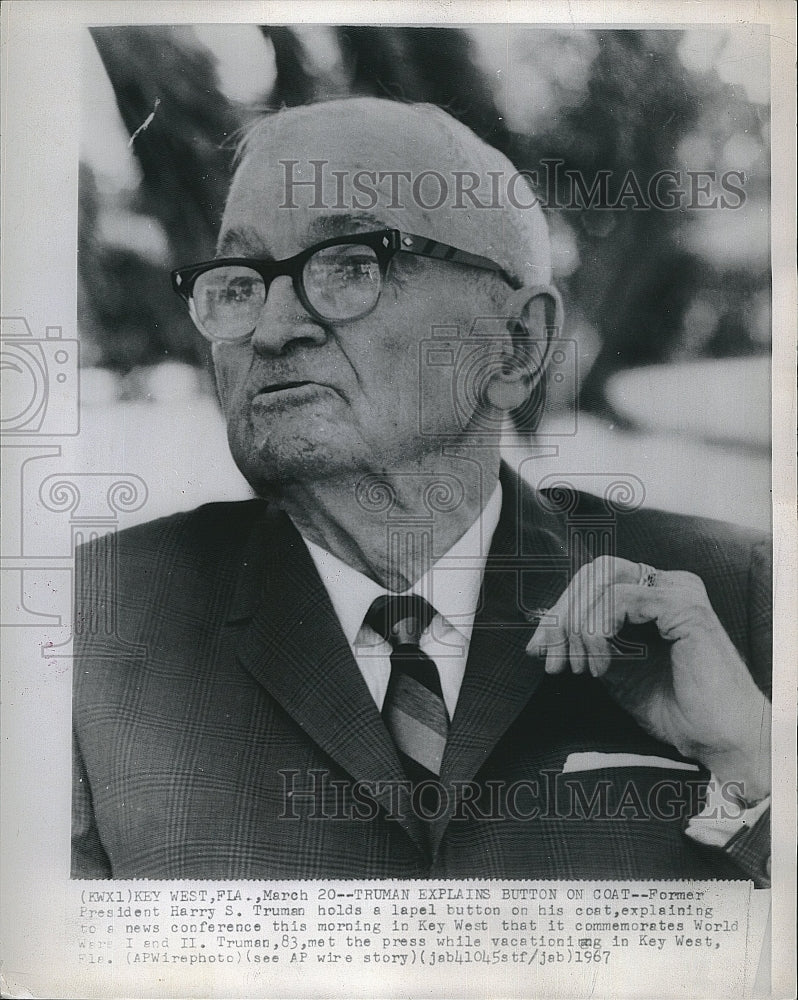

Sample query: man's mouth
[258,380,314,394]
[251,380,338,407]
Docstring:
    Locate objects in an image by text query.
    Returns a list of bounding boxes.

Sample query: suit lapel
[226,470,577,859]
[229,509,426,851]
[432,467,573,850]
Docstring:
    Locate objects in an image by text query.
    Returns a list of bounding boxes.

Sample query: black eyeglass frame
[171,229,519,341]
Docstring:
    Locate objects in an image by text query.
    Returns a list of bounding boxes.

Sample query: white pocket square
[562,752,700,773]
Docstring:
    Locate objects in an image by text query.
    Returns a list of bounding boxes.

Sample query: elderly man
[72,98,771,882]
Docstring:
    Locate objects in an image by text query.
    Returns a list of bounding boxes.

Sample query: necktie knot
[365,594,435,647]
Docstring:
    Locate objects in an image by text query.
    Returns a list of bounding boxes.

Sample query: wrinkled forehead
[220,102,552,284]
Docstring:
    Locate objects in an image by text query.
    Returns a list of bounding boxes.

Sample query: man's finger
[528,566,714,676]
[528,555,659,648]
[528,555,646,656]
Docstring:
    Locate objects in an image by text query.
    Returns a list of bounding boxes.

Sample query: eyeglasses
[171,229,517,342]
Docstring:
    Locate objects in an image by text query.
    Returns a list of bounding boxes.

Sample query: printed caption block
[66,880,769,997]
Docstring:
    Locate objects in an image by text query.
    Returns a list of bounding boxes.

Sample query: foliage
[81,25,770,417]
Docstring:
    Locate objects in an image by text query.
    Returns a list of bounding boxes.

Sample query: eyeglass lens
[303,244,381,321]
[191,243,382,339]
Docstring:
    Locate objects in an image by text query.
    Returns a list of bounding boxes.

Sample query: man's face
[212,117,507,494]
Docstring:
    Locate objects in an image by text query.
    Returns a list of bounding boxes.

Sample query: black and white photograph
[1,2,795,998]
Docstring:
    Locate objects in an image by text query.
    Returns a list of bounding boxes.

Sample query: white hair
[232,97,552,286]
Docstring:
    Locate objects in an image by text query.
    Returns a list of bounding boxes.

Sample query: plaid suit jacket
[72,466,771,881]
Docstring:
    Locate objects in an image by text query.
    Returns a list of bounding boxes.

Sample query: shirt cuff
[684,774,770,849]
[684,774,771,887]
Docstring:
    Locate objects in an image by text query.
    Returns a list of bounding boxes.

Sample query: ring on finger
[637,562,658,588]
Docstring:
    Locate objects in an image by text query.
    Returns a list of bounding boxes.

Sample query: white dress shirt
[302,484,502,718]
[301,484,766,857]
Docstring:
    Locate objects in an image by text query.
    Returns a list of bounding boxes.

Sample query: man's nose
[250,275,326,354]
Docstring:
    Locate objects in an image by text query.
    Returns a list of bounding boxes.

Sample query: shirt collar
[302,482,503,647]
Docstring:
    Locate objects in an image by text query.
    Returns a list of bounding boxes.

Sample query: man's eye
[223,278,258,301]
[344,262,378,280]
[315,261,378,282]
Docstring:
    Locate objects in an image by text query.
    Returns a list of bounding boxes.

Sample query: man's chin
[231,440,360,495]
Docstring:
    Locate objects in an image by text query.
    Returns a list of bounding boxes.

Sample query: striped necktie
[365,594,449,783]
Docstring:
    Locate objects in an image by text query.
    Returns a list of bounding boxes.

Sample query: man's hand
[527,555,771,803]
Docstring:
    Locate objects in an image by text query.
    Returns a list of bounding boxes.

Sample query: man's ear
[483,285,564,412]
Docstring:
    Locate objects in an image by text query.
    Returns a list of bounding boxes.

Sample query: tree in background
[84,25,242,374]
[81,25,770,419]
